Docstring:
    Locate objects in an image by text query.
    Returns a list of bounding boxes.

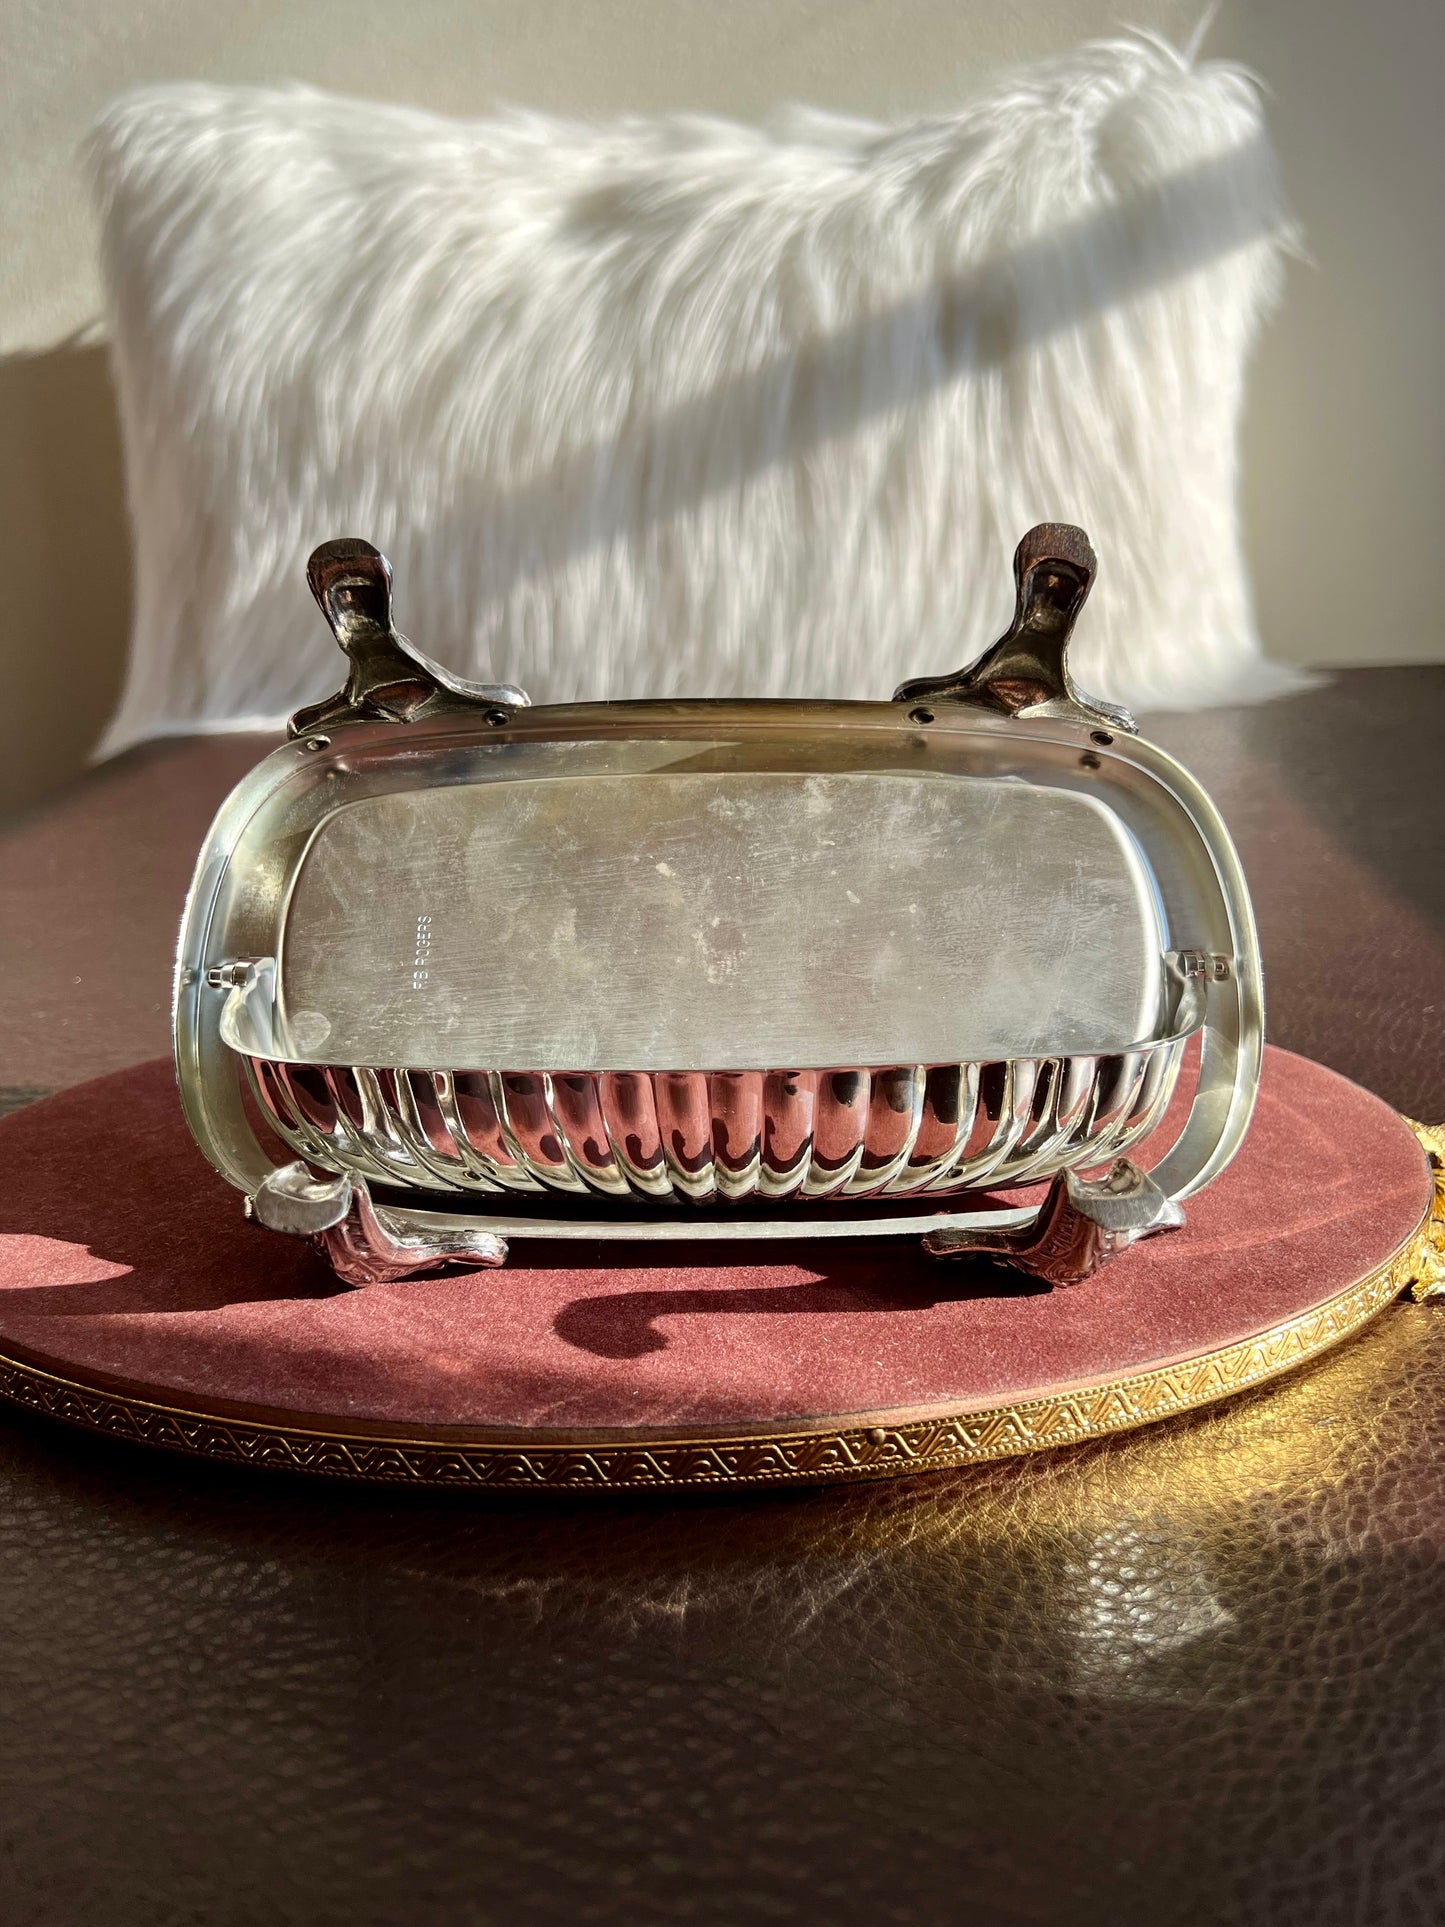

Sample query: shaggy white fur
[91,33,1300,756]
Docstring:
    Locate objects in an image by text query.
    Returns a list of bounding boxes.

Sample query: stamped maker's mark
[411,913,433,992]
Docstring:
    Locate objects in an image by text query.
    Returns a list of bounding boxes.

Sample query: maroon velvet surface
[0,1047,1427,1437]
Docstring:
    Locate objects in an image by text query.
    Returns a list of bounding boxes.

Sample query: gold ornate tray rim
[0,1121,1438,1493]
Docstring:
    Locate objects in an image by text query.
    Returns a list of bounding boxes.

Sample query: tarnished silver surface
[290,538,529,738]
[272,770,1165,1072]
[895,521,1134,733]
[173,523,1266,1284]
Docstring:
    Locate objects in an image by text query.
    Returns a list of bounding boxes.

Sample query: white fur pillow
[91,34,1300,756]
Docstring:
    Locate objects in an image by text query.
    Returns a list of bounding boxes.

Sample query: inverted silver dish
[174,523,1262,1284]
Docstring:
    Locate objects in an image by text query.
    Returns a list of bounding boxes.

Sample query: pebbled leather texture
[0,668,1441,1924]
[3,1315,1445,1926]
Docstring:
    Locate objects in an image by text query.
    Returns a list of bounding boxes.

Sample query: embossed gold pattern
[1406,1119,1445,1303]
[0,1127,1437,1490]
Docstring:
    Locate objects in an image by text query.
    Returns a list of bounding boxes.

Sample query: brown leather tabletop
[0,667,1442,1925]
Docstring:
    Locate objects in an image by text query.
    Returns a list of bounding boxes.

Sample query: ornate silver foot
[247,1161,508,1285]
[921,1158,1183,1285]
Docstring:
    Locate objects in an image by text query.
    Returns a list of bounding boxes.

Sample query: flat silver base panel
[277,768,1163,1071]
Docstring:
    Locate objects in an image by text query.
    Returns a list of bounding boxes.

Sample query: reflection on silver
[249,1158,509,1285]
[244,1043,1185,1205]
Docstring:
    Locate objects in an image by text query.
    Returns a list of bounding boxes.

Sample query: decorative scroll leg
[289,539,528,738]
[247,1161,508,1285]
[921,1158,1183,1285]
[892,523,1135,734]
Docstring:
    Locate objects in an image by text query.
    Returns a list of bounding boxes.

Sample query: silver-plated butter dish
[174,524,1262,1285]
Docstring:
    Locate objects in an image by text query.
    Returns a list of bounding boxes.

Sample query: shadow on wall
[0,342,130,820]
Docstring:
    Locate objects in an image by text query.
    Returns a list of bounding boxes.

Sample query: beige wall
[1,0,1440,813]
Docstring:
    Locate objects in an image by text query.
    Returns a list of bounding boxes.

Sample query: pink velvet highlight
[0,1050,1428,1437]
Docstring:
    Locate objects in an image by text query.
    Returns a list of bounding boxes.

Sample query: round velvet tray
[0,1048,1437,1490]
